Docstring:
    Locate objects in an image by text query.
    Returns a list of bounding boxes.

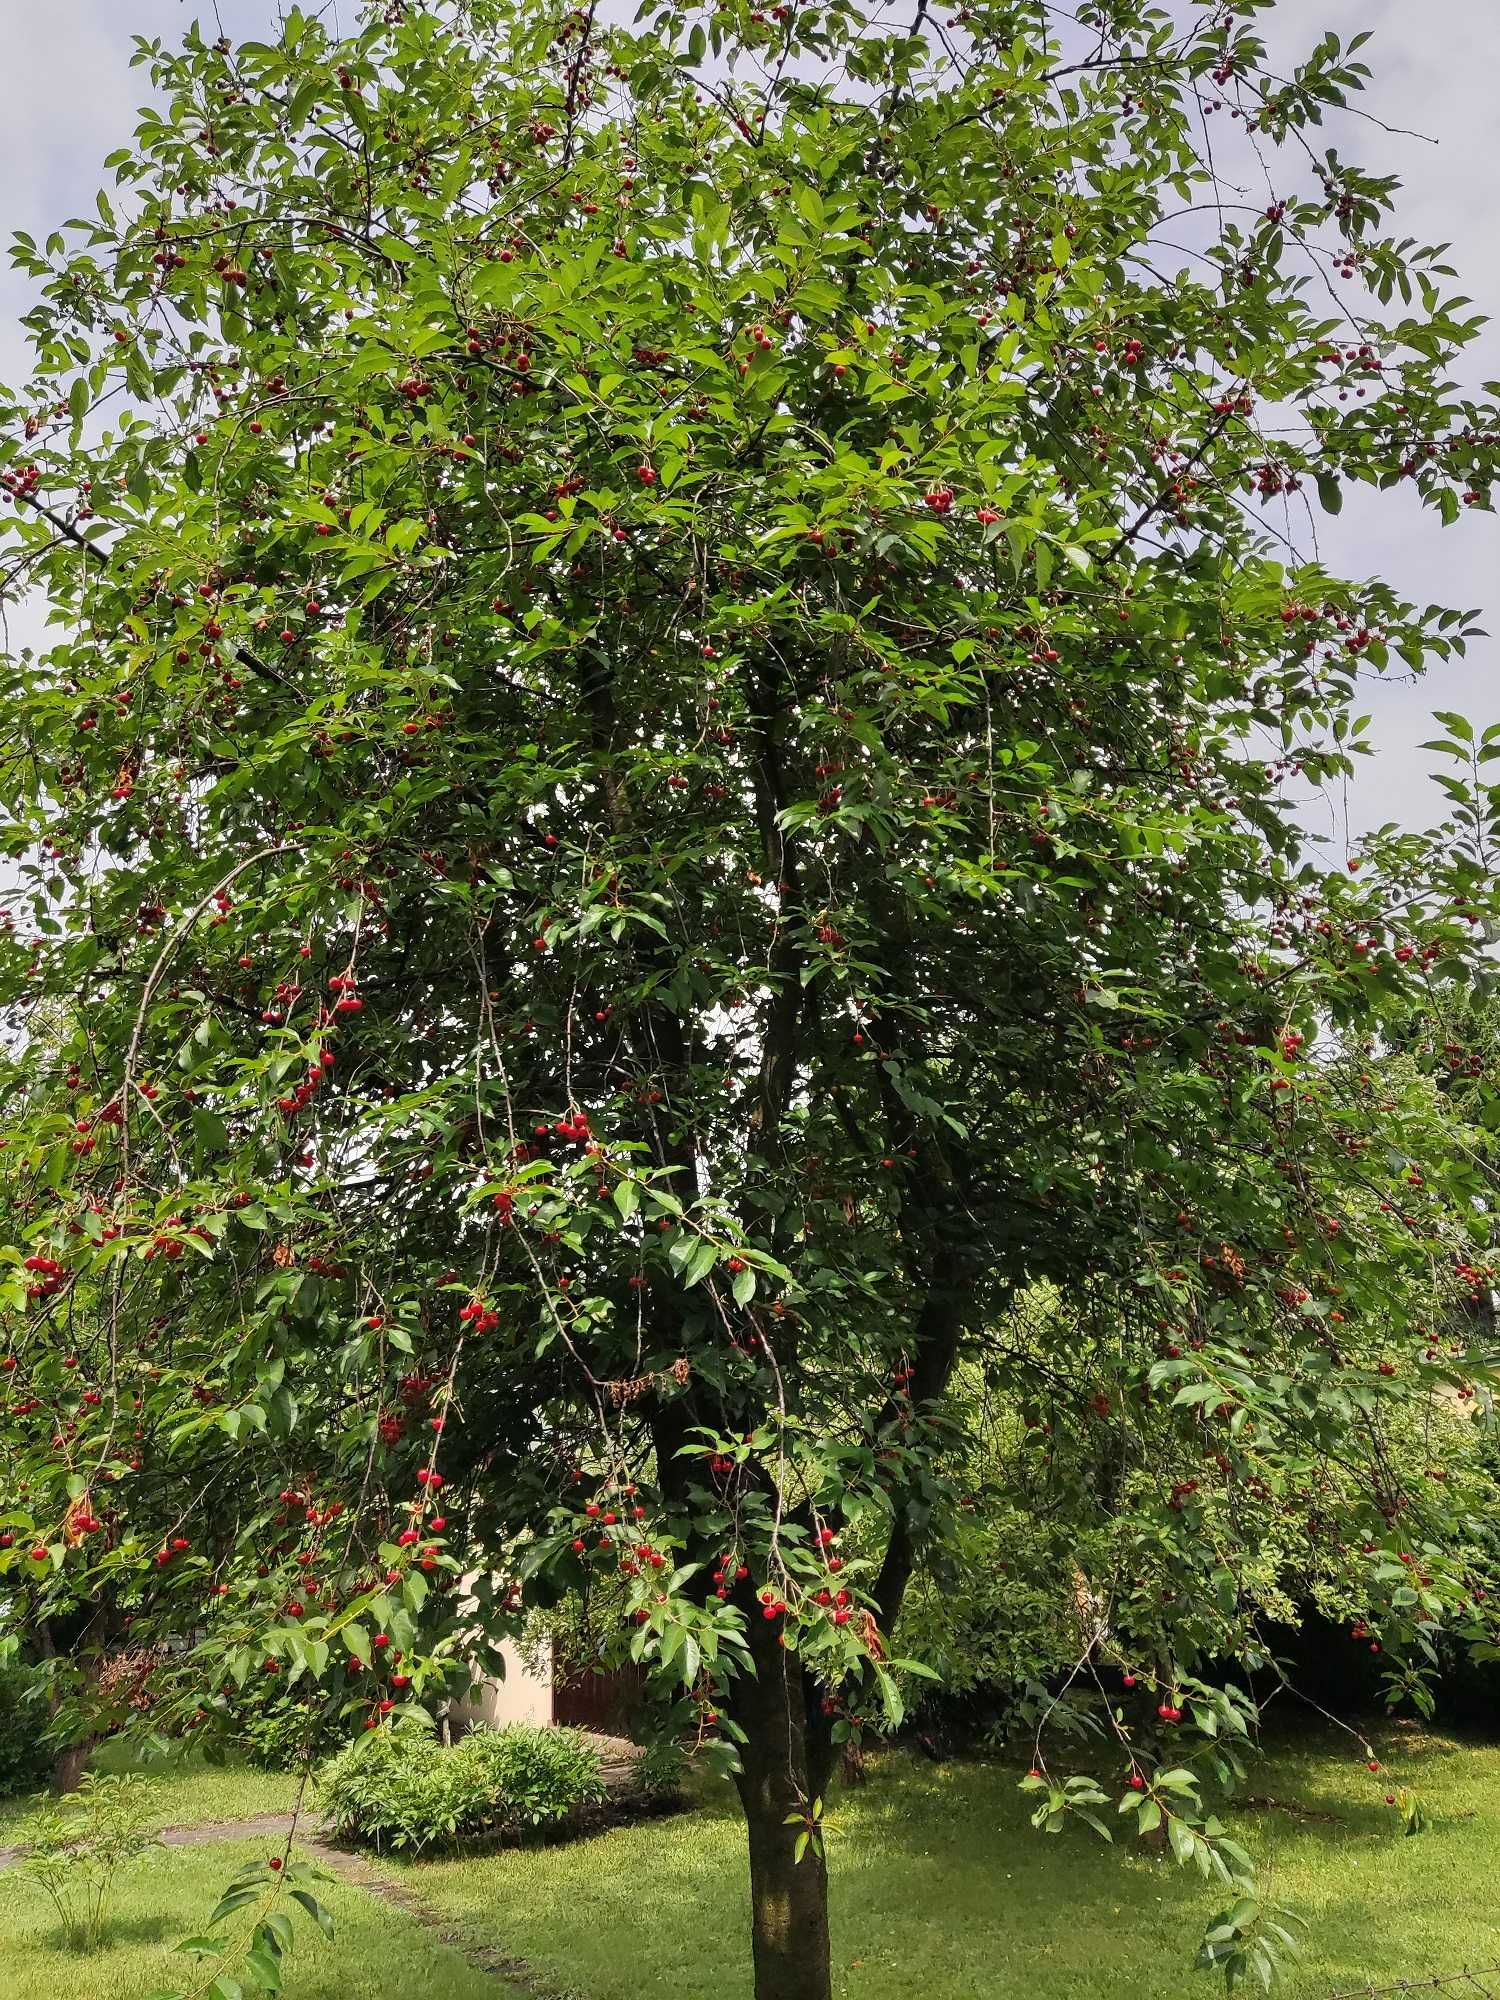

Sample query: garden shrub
[890,1326,1500,1743]
[317,1722,607,1852]
[635,1737,689,1799]
[0,1644,52,1797]
[892,1492,1102,1731]
[236,1688,358,1772]
[18,1772,161,1951]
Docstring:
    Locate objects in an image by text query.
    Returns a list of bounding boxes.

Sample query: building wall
[453,1636,553,1733]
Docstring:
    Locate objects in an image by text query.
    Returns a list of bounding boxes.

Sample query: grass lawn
[5,1722,1500,1998]
[0,1747,300,1844]
[402,1722,1500,2000]
[1,1838,505,2000]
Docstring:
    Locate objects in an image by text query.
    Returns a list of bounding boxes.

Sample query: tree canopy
[4,2,1500,1995]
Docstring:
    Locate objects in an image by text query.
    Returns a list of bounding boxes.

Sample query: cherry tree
[3,3,1500,1995]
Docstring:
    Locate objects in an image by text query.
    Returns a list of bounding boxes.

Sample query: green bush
[18,1772,161,1951]
[317,1722,608,1852]
[635,1737,689,1799]
[236,1690,356,1772]
[894,1502,1092,1719]
[0,1645,52,1797]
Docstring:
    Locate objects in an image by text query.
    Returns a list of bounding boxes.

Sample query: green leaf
[288,1891,336,1941]
[207,1890,262,1926]
[243,1945,283,1993]
[682,1237,719,1288]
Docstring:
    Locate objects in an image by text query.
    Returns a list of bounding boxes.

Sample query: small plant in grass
[19,1771,161,1951]
[317,1722,607,1853]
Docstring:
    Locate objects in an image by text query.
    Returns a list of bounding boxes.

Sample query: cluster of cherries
[0,461,41,504]
[275,1045,335,1120]
[21,1253,66,1300]
[572,1486,648,1561]
[327,973,363,1014]
[457,1297,501,1333]
[533,1110,593,1147]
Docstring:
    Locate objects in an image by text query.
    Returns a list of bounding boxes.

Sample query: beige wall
[454,1635,552,1732]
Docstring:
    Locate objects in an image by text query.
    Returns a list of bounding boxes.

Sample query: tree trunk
[840,1740,869,1786]
[51,1739,94,1794]
[33,1617,93,1793]
[732,1623,834,2000]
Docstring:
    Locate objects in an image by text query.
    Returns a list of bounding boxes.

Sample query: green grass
[401,1722,1500,2000]
[1,1839,505,2000]
[0,1750,300,1843]
[6,1723,1500,1998]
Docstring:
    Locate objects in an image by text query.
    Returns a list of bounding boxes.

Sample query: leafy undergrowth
[317,1722,610,1852]
[4,1726,1500,1998]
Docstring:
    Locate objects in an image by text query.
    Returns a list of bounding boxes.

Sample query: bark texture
[732,1618,834,2000]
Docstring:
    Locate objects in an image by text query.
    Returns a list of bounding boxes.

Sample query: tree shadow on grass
[25,1909,180,1957]
[823,1750,1478,1990]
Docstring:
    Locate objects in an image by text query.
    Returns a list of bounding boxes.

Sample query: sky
[0,0,1496,847]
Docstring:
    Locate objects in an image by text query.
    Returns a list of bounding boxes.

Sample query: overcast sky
[1,0,1496,846]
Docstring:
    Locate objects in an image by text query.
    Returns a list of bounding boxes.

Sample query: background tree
[4,3,1500,1996]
